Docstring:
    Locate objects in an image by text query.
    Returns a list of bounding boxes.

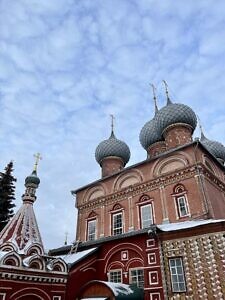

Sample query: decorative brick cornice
[78,163,225,212]
[0,270,67,284]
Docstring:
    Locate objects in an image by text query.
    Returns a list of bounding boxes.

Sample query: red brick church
[1,86,225,299]
[51,87,225,299]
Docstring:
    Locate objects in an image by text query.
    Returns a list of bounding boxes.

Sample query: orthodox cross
[33,153,42,172]
[162,80,171,104]
[150,83,158,114]
[110,114,115,133]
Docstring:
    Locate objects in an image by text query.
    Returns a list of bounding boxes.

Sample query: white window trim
[140,203,153,229]
[112,212,124,236]
[169,257,186,293]
[129,268,144,288]
[108,269,123,283]
[0,294,6,300]
[177,195,190,218]
[174,193,190,219]
[87,218,97,241]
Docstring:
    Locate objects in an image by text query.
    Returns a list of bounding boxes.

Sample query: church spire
[163,80,172,105]
[0,157,44,253]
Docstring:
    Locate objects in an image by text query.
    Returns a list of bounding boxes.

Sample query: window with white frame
[177,196,189,217]
[109,269,122,283]
[130,269,144,288]
[87,219,96,241]
[112,212,123,235]
[169,258,186,292]
[140,204,153,228]
[0,294,6,300]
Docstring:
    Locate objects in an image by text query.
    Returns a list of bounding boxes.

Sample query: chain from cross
[33,153,42,171]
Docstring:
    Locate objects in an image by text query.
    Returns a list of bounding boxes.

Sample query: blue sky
[1,0,225,249]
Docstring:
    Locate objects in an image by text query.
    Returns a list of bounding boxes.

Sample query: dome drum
[147,141,167,159]
[101,156,124,177]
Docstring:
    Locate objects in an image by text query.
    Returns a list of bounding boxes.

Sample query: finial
[197,115,206,140]
[64,231,68,245]
[150,83,158,115]
[110,114,115,137]
[162,80,172,105]
[33,153,42,172]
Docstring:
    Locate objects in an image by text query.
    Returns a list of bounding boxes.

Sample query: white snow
[60,247,97,264]
[103,281,134,296]
[157,219,225,232]
[0,251,8,260]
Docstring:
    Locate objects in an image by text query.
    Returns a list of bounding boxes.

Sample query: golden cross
[110,114,115,132]
[33,153,42,172]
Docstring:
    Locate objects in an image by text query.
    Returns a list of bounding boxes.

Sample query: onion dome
[200,131,225,162]
[155,99,197,135]
[139,116,162,150]
[25,170,40,186]
[139,84,163,150]
[95,131,130,166]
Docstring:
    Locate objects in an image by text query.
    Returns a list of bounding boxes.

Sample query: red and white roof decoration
[0,202,44,253]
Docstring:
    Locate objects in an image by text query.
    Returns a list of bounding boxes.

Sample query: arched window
[110,204,124,236]
[173,184,190,218]
[137,194,154,229]
[86,211,98,241]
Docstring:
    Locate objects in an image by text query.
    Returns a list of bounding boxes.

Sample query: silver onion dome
[95,131,130,166]
[139,117,162,150]
[201,133,225,162]
[25,170,40,186]
[155,100,197,135]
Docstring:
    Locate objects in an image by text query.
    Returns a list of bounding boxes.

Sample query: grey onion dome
[95,131,130,166]
[25,170,40,186]
[139,117,162,150]
[201,133,225,161]
[155,102,197,134]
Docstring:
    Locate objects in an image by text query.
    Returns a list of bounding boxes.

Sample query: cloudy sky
[1,0,225,249]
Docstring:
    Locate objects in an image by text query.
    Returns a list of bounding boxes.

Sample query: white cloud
[0,0,225,249]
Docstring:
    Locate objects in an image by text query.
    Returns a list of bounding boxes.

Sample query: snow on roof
[102,281,134,296]
[60,247,97,265]
[157,219,225,232]
[0,251,8,260]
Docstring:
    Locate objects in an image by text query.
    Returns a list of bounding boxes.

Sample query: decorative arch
[113,169,144,192]
[2,251,22,267]
[0,242,18,252]
[51,258,67,273]
[152,152,190,177]
[139,194,151,203]
[10,287,50,300]
[173,184,186,194]
[87,210,98,219]
[103,243,144,273]
[23,254,45,270]
[111,203,123,211]
[83,184,107,203]
[25,243,44,256]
